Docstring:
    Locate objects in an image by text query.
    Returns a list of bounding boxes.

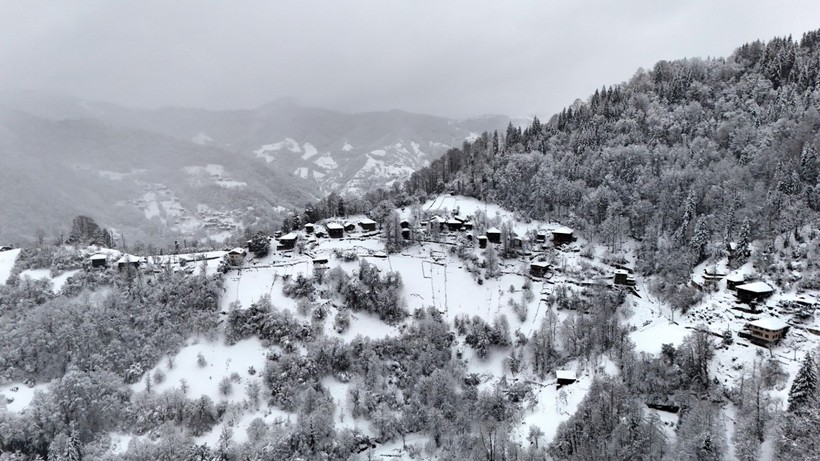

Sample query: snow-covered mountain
[0,92,517,243]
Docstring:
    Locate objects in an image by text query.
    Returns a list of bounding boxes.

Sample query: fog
[2,0,819,118]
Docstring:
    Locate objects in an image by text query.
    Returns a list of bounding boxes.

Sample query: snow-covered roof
[326,222,344,230]
[487,227,500,234]
[446,219,462,225]
[117,254,141,264]
[359,218,376,225]
[279,232,298,241]
[429,216,443,223]
[615,269,628,275]
[229,248,246,255]
[90,254,108,260]
[313,257,328,264]
[748,317,788,331]
[726,272,745,282]
[552,226,574,235]
[795,294,817,305]
[736,281,773,293]
[556,370,576,381]
[531,261,550,268]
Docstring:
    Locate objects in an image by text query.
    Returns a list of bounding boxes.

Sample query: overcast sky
[2,1,819,119]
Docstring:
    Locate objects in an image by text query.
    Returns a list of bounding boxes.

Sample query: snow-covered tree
[788,352,818,413]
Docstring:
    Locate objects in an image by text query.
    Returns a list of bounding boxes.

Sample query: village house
[304,223,315,234]
[726,272,746,290]
[227,248,247,266]
[277,232,298,250]
[735,281,774,304]
[556,370,577,386]
[446,218,463,232]
[117,254,143,271]
[530,261,550,278]
[551,226,575,245]
[478,235,488,248]
[401,228,411,240]
[326,222,344,239]
[535,231,547,244]
[429,216,444,232]
[343,222,356,232]
[359,218,377,232]
[746,318,789,345]
[400,219,410,229]
[0,246,12,252]
[613,269,636,286]
[486,227,501,244]
[312,257,329,274]
[464,221,474,231]
[90,253,108,268]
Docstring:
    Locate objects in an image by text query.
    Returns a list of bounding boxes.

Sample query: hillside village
[1,194,818,459]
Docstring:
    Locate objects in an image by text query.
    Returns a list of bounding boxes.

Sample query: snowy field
[0,248,21,285]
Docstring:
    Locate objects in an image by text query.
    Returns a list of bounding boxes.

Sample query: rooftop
[748,317,788,331]
[552,226,574,235]
[556,370,576,381]
[736,281,774,293]
[326,222,344,230]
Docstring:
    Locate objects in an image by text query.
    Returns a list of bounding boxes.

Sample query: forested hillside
[406,31,820,287]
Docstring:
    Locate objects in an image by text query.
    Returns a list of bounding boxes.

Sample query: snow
[736,281,773,293]
[192,133,213,145]
[630,321,691,354]
[369,149,386,157]
[134,338,269,405]
[342,142,353,152]
[556,370,576,381]
[253,138,301,161]
[215,178,247,188]
[314,154,338,170]
[0,381,49,413]
[301,142,318,160]
[748,317,788,331]
[326,222,343,230]
[18,268,79,293]
[293,167,309,179]
[0,248,21,285]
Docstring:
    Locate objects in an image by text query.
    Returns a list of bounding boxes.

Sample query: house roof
[229,248,246,255]
[326,222,344,230]
[552,226,574,235]
[795,294,818,305]
[531,261,550,268]
[359,218,376,225]
[487,227,500,234]
[726,272,745,282]
[279,232,298,241]
[556,370,576,381]
[737,281,774,293]
[90,254,108,260]
[749,317,788,331]
[117,254,144,264]
[313,257,329,264]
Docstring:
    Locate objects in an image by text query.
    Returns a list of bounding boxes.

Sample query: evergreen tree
[690,216,710,263]
[787,353,817,413]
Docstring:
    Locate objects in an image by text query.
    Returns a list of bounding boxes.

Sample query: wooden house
[726,273,746,290]
[326,222,344,239]
[0,246,11,252]
[614,270,636,286]
[429,216,444,232]
[117,254,143,271]
[90,253,108,268]
[359,219,377,232]
[400,219,410,229]
[478,236,488,248]
[401,228,411,240]
[313,257,329,273]
[535,232,547,244]
[530,261,550,278]
[227,248,247,266]
[304,223,315,234]
[277,232,298,250]
[464,221,473,231]
[746,318,788,344]
[736,281,774,304]
[446,219,463,232]
[556,370,577,386]
[551,226,575,245]
[343,222,356,232]
[486,227,501,244]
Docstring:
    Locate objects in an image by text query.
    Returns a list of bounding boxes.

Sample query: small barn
[614,270,636,286]
[556,370,577,386]
[736,281,774,304]
[359,219,377,232]
[429,216,444,232]
[726,273,745,290]
[446,219,463,232]
[551,226,575,245]
[486,227,501,244]
[326,222,344,239]
[530,261,550,278]
[535,232,547,244]
[401,228,411,240]
[794,294,818,309]
[746,318,788,344]
[227,248,247,266]
[90,253,108,268]
[0,246,11,252]
[304,223,315,234]
[464,221,473,231]
[478,235,488,248]
[117,254,142,271]
[278,232,298,250]
[400,219,410,229]
[343,222,356,232]
[313,257,329,273]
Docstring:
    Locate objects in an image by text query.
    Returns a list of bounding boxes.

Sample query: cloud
[2,0,819,118]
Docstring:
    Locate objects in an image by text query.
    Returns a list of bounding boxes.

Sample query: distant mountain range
[0,92,519,244]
